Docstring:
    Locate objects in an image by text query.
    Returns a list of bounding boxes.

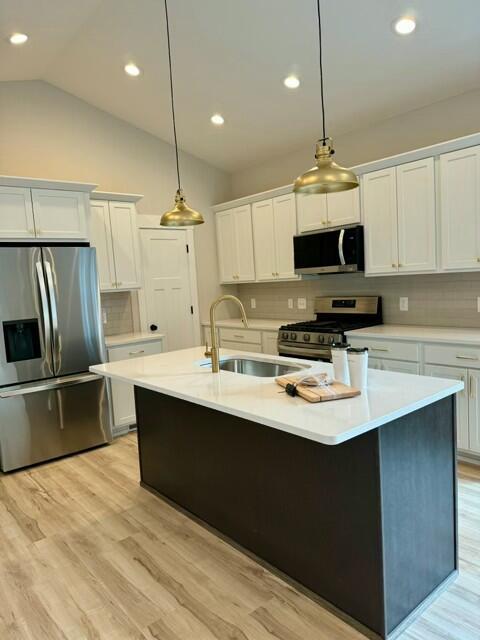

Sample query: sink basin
[217,357,309,378]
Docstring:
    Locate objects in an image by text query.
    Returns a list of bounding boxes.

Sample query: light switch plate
[297,297,307,310]
[288,298,294,309]
[250,298,256,309]
[399,297,409,312]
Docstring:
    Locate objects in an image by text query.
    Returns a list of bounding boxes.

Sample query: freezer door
[42,246,105,376]
[0,247,54,386]
[0,373,111,471]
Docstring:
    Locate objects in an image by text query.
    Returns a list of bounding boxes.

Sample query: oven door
[293,225,364,274]
[278,344,331,363]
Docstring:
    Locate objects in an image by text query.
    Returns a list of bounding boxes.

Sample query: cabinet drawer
[219,327,262,344]
[220,340,262,353]
[348,337,419,362]
[108,340,163,362]
[424,343,480,368]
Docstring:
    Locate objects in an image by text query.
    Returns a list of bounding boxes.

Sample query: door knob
[150,324,158,331]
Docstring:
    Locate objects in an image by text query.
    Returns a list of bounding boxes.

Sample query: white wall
[231,88,480,198]
[0,80,233,321]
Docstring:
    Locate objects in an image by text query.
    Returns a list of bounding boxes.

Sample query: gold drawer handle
[371,347,390,352]
[456,355,478,361]
[129,349,145,355]
[233,334,245,339]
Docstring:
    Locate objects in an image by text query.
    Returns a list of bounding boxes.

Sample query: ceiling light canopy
[9,33,28,45]
[124,63,141,77]
[284,75,300,89]
[160,0,204,227]
[394,17,416,35]
[293,0,358,195]
[211,114,224,125]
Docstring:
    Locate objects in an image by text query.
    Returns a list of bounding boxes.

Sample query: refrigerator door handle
[35,261,52,359]
[44,260,60,366]
[0,373,102,398]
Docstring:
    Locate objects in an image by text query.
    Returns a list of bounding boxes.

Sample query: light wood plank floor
[0,434,478,640]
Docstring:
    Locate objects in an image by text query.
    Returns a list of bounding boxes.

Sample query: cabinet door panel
[32,189,88,239]
[363,168,398,274]
[233,205,255,282]
[261,331,278,355]
[216,210,236,283]
[468,369,480,453]
[109,202,141,289]
[0,186,35,238]
[273,194,298,279]
[380,358,420,374]
[296,193,327,233]
[440,146,480,270]
[326,188,360,228]
[397,158,436,272]
[252,199,276,280]
[424,364,469,451]
[90,200,116,290]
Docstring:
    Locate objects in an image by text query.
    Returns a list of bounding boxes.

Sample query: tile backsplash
[101,291,134,335]
[237,272,480,328]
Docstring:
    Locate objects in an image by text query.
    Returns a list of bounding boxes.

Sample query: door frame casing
[136,216,201,348]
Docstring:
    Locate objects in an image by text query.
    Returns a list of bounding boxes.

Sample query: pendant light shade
[293,139,359,194]
[160,189,204,226]
[293,0,358,195]
[160,0,204,227]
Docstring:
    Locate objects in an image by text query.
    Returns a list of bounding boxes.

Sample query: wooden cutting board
[276,375,361,403]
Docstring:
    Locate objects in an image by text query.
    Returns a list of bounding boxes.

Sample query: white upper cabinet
[108,202,141,289]
[363,168,398,274]
[90,199,141,291]
[440,145,480,271]
[272,194,297,279]
[396,158,436,272]
[252,194,297,281]
[0,186,35,238]
[90,200,116,290]
[252,199,275,280]
[31,189,88,239]
[325,188,361,228]
[216,205,255,283]
[296,193,327,233]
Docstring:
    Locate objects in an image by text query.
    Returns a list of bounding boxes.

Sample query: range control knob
[290,332,297,341]
[318,335,325,343]
[303,334,311,342]
[282,332,289,340]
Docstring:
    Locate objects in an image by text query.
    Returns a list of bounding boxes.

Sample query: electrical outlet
[102,309,107,324]
[399,297,409,312]
[288,298,294,309]
[297,297,307,310]
[250,298,256,309]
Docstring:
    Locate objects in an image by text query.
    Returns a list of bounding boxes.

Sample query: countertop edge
[105,332,165,347]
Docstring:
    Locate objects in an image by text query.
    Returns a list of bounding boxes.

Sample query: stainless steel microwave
[293,225,364,275]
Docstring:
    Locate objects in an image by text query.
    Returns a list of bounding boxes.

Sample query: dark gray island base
[135,387,458,640]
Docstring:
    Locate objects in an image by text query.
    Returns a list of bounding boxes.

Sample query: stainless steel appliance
[277,296,382,361]
[293,225,364,274]
[0,245,111,471]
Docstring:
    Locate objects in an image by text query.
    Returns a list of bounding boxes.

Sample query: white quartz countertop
[201,318,295,331]
[91,346,462,446]
[105,331,165,348]
[346,324,480,345]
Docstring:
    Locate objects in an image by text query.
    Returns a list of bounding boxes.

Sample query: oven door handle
[338,229,346,266]
[278,343,331,359]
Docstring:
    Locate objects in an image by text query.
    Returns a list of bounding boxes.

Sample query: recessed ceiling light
[9,33,28,45]
[284,75,300,89]
[124,63,141,77]
[393,17,416,35]
[211,114,225,126]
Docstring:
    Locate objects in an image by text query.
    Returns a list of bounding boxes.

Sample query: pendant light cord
[164,0,181,191]
[317,0,327,142]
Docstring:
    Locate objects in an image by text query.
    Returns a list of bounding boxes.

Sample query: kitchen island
[91,347,462,640]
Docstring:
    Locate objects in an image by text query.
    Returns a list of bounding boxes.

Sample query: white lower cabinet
[424,364,470,452]
[107,338,163,434]
[262,331,278,355]
[367,356,419,374]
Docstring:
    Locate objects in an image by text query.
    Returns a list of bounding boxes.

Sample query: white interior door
[0,186,35,238]
[252,199,276,280]
[141,228,196,351]
[90,200,116,290]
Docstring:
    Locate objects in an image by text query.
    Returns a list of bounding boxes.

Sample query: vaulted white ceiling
[1,0,480,171]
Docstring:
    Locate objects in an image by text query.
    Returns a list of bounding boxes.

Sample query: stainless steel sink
[217,358,309,378]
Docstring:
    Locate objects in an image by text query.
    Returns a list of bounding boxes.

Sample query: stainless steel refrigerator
[0,245,111,471]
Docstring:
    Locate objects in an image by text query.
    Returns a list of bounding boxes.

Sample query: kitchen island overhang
[91,348,463,640]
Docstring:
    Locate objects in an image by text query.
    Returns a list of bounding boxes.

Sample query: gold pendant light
[160,0,204,227]
[293,0,358,195]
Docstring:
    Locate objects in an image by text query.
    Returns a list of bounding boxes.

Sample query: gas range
[277,296,382,361]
